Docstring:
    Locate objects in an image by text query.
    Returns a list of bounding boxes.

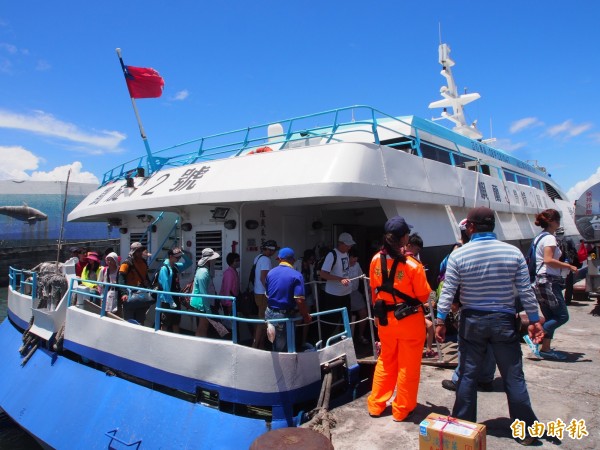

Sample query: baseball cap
[384,216,413,237]
[338,232,356,246]
[466,207,495,226]
[262,239,278,250]
[278,247,295,260]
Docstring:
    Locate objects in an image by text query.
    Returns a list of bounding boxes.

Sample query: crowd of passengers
[67,208,591,360]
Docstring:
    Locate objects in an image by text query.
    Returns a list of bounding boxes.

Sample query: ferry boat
[0,43,576,448]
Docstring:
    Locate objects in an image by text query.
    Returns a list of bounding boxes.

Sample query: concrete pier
[329,297,600,449]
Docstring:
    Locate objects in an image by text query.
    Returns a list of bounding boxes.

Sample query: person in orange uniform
[367,215,431,422]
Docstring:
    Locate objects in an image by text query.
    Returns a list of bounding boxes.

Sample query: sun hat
[197,248,220,267]
[338,232,356,246]
[130,242,146,252]
[384,216,413,237]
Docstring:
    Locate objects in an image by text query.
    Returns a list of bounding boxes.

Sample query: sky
[1,1,599,202]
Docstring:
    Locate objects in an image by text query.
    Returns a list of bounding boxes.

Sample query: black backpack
[248,254,265,286]
[526,232,549,282]
[314,250,337,281]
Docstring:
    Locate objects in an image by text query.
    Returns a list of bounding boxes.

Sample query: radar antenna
[428,44,483,140]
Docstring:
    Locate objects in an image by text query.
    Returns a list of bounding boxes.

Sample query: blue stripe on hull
[7,309,29,331]
[0,320,272,449]
[64,338,322,413]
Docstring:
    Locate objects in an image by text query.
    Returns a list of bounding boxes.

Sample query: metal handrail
[99,105,418,186]
[8,266,38,299]
[66,278,351,353]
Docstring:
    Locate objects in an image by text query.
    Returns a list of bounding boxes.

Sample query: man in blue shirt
[265,248,312,352]
[435,207,545,446]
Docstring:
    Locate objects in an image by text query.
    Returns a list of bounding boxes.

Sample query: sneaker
[539,349,567,360]
[392,410,415,422]
[522,335,541,358]
[441,379,456,391]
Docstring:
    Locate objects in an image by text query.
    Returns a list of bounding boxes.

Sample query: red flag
[124,66,164,99]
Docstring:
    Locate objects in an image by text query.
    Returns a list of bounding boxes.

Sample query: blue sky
[1,1,599,202]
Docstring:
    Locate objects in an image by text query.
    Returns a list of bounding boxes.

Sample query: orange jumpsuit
[367,252,431,421]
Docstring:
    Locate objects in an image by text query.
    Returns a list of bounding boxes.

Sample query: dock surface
[329,298,600,449]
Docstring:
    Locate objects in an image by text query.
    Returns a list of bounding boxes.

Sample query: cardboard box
[419,413,486,450]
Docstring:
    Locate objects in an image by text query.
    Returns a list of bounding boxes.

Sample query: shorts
[160,301,182,327]
[254,293,268,319]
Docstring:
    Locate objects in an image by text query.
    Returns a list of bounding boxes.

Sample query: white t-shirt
[349,262,365,311]
[253,254,272,294]
[535,233,562,276]
[322,248,351,296]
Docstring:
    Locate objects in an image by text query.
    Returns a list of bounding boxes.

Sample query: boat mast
[55,168,71,269]
[428,43,483,140]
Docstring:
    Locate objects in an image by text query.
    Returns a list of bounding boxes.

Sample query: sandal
[423,350,438,358]
[539,349,567,361]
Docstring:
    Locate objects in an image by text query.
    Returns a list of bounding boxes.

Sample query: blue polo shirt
[265,262,305,310]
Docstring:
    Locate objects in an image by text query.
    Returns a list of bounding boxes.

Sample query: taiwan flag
[124,65,164,99]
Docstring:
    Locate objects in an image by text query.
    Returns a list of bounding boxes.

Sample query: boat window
[380,136,414,152]
[503,170,516,182]
[419,142,452,165]
[453,153,476,168]
[516,174,530,186]
[480,165,491,176]
[196,230,223,271]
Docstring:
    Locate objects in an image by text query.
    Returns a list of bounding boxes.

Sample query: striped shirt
[437,232,539,322]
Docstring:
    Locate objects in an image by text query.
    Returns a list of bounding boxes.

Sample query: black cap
[262,240,278,250]
[466,207,495,226]
[384,215,413,237]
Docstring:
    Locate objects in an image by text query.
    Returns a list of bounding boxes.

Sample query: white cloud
[30,161,98,183]
[0,42,17,54]
[492,138,526,153]
[509,117,542,134]
[0,109,126,152]
[0,146,98,183]
[173,90,189,101]
[546,120,593,139]
[566,166,600,201]
[36,59,51,71]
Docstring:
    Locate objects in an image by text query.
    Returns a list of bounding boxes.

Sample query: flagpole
[116,48,158,173]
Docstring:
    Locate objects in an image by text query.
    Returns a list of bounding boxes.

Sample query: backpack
[314,250,337,281]
[248,254,265,287]
[526,232,549,282]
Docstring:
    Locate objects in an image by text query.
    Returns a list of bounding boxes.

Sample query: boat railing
[8,266,38,299]
[100,105,418,186]
[66,278,352,353]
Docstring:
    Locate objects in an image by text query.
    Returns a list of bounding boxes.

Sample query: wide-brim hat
[130,242,147,252]
[198,248,220,267]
